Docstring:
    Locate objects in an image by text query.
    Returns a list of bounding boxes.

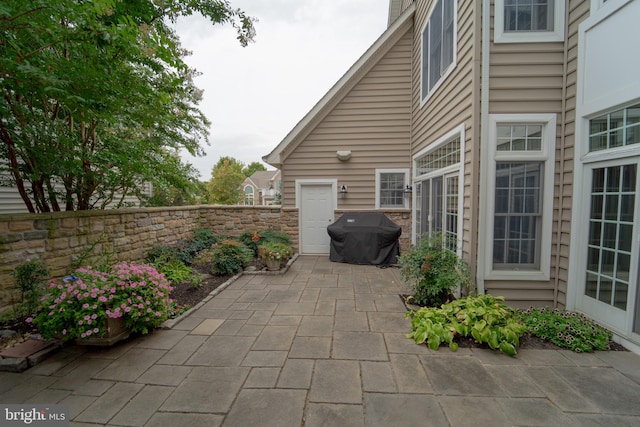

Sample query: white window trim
[411,124,466,253]
[494,0,565,44]
[481,114,556,281]
[567,0,639,315]
[375,169,410,209]
[420,0,458,106]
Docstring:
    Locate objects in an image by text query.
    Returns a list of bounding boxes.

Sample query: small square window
[494,0,565,43]
[376,169,409,209]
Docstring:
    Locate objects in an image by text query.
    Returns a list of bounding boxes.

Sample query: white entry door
[300,184,334,254]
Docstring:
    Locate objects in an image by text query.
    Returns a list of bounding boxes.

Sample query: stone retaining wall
[0,205,295,312]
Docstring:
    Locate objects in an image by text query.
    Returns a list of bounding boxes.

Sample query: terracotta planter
[75,317,130,346]
[265,258,281,271]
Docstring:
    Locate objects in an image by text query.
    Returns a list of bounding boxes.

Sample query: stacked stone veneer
[0,205,299,313]
[0,206,408,312]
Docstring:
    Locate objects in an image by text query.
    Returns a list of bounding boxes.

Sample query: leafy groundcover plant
[519,307,612,352]
[29,262,173,340]
[406,294,527,356]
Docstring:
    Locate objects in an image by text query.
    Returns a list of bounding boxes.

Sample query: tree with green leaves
[0,0,256,212]
[206,156,245,204]
[242,161,266,177]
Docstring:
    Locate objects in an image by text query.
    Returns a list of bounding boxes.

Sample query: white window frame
[375,169,410,209]
[420,0,457,105]
[244,185,254,205]
[412,124,465,254]
[494,0,565,43]
[482,114,556,281]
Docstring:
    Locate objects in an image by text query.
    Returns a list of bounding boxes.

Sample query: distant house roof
[244,170,280,190]
[262,3,415,168]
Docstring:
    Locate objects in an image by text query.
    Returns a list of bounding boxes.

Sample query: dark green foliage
[407,294,527,356]
[0,0,255,212]
[176,229,221,265]
[12,259,49,321]
[519,307,613,352]
[145,245,180,265]
[194,240,253,276]
[398,234,471,306]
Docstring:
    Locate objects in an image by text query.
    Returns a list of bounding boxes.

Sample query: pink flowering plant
[29,262,173,341]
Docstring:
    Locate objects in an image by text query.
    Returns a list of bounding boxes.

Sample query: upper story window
[494,0,565,43]
[589,104,640,152]
[376,169,409,209]
[420,0,457,103]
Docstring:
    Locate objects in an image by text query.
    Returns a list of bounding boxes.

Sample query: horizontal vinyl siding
[483,280,556,310]
[281,30,413,209]
[554,0,591,308]
[410,0,478,270]
[486,1,572,307]
[0,181,151,214]
[0,186,29,214]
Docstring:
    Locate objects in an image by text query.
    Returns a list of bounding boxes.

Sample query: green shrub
[407,294,527,356]
[146,245,202,288]
[177,229,221,265]
[194,240,253,276]
[12,259,49,321]
[398,234,471,306]
[519,307,612,352]
[145,245,179,265]
[155,259,202,288]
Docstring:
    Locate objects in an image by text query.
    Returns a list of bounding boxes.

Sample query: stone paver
[6,256,640,427]
[309,360,361,404]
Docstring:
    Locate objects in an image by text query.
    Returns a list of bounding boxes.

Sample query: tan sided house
[264,0,640,350]
[240,170,282,206]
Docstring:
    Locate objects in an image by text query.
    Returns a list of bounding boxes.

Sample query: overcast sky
[173,0,390,179]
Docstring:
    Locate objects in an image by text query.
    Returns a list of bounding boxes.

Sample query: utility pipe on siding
[553,0,570,308]
[477,0,491,294]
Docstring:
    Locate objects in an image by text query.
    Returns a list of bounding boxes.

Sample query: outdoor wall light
[336,150,352,161]
[340,185,348,198]
[404,185,413,195]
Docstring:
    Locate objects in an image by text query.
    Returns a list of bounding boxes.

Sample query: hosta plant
[406,294,527,356]
[29,262,173,340]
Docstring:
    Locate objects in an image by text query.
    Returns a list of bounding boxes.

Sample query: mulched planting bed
[169,274,231,308]
[400,294,627,352]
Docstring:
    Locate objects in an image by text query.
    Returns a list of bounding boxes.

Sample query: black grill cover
[327,212,401,266]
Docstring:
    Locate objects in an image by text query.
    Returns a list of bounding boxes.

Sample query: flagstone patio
[1,256,640,426]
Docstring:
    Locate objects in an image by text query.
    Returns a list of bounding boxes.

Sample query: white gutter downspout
[553,0,570,308]
[477,0,491,295]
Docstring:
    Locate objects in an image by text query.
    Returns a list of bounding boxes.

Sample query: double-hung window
[420,0,456,103]
[484,114,556,280]
[376,169,409,209]
[494,0,565,43]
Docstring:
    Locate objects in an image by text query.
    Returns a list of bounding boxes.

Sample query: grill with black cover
[327,212,401,266]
